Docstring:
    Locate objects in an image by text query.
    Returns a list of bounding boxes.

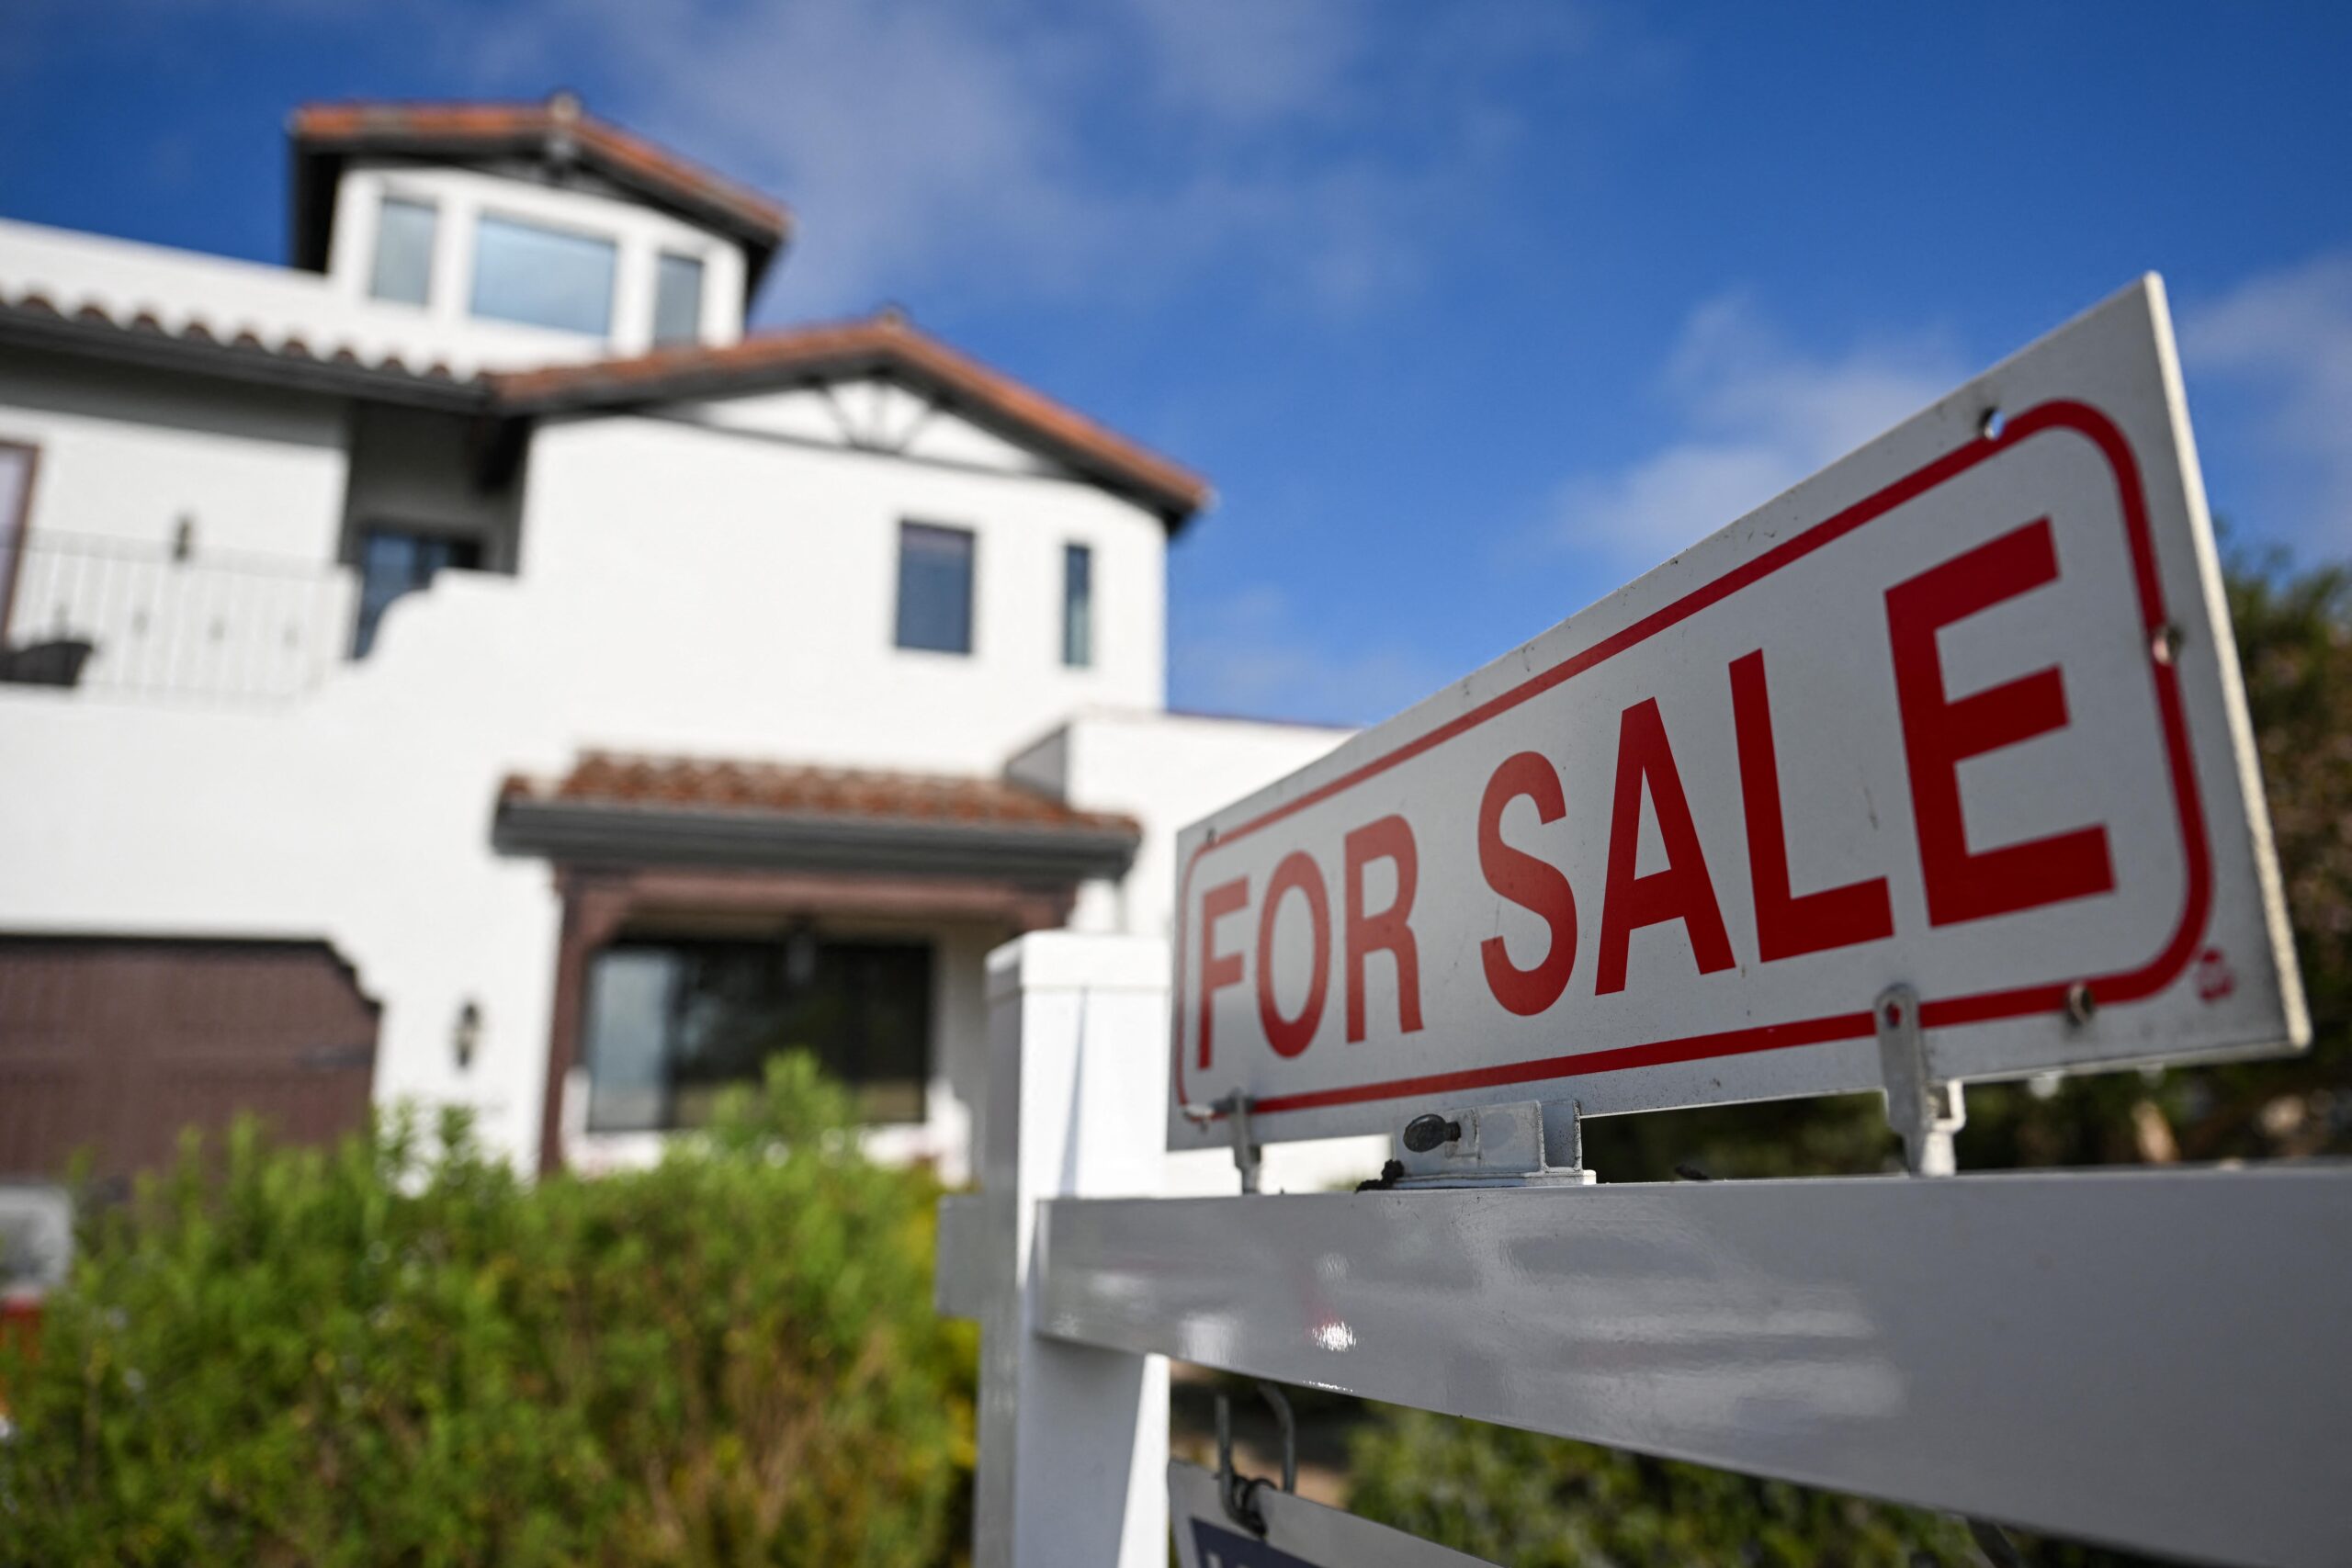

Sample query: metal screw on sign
[1400,1113,1462,1153]
[1214,1381,1296,1538]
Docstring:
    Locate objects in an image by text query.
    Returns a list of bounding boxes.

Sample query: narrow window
[469,214,617,336]
[1062,542,1093,667]
[652,252,706,346]
[895,522,975,655]
[353,526,482,657]
[368,197,437,307]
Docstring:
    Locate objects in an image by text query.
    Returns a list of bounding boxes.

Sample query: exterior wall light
[453,999,482,1071]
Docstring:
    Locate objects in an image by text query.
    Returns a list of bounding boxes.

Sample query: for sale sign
[1170,278,2304,1151]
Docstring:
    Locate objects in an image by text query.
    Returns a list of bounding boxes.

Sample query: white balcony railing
[0,531,358,704]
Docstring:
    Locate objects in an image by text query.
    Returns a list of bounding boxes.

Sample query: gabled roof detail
[487,312,1213,524]
[0,287,1208,524]
[288,96,792,288]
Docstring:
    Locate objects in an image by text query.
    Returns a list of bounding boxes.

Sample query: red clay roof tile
[503,753,1138,839]
[486,312,1212,522]
[288,98,788,255]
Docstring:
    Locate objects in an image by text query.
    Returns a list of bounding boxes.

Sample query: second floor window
[1063,543,1093,667]
[652,253,706,345]
[469,214,616,336]
[368,197,437,307]
[895,522,974,655]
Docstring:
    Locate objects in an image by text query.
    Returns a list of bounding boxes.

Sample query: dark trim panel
[495,798,1139,884]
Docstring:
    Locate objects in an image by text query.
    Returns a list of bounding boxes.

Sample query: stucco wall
[0,349,347,559]
[1013,707,1353,939]
[508,410,1168,772]
[0,351,357,695]
[0,395,1181,1168]
[0,197,1238,1179]
[0,580,562,1163]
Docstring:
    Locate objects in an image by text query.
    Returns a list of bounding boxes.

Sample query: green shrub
[1347,1408,1975,1568]
[0,1054,976,1568]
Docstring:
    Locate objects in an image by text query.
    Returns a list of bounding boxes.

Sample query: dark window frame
[1062,541,1094,668]
[580,932,935,1134]
[0,438,41,646]
[351,525,484,658]
[894,520,978,656]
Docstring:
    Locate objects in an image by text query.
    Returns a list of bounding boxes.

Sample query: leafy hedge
[0,1055,975,1568]
[1348,1410,1975,1568]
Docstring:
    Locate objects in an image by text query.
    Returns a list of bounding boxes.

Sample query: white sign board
[1169,1462,1495,1568]
[1170,277,2304,1151]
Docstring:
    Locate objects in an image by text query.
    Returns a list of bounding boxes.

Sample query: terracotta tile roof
[0,288,1206,520]
[502,753,1140,839]
[0,283,483,409]
[287,96,790,283]
[488,311,1213,523]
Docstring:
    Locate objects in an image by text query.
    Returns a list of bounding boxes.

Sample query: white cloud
[476,0,1601,319]
[2180,251,2352,552]
[1546,292,1962,569]
[1124,0,1361,129]
[1173,582,1446,728]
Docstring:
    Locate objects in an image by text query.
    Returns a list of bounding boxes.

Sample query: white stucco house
[0,95,1362,1189]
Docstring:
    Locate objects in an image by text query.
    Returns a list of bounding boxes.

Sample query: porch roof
[493,752,1141,884]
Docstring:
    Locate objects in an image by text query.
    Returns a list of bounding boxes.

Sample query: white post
[968,931,1170,1568]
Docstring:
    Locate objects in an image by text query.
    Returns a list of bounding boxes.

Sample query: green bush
[1348,1409,1974,1568]
[0,1054,976,1568]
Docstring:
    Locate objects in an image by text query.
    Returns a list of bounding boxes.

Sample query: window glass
[1063,543,1094,667]
[895,522,975,654]
[652,252,706,345]
[581,949,677,1134]
[352,527,481,657]
[368,197,437,307]
[582,937,933,1132]
[469,213,616,336]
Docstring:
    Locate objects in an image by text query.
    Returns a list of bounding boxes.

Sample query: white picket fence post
[954,931,1170,1568]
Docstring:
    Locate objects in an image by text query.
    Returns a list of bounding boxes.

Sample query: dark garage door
[0,937,379,1186]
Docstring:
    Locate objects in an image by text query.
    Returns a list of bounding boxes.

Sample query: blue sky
[5,1,2348,726]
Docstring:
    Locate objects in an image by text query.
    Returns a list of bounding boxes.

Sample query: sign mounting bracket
[1386,1099,1596,1189]
[1182,1092,1263,1193]
[1876,984,1964,1177]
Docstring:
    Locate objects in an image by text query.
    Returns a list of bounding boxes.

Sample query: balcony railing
[0,531,357,705]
